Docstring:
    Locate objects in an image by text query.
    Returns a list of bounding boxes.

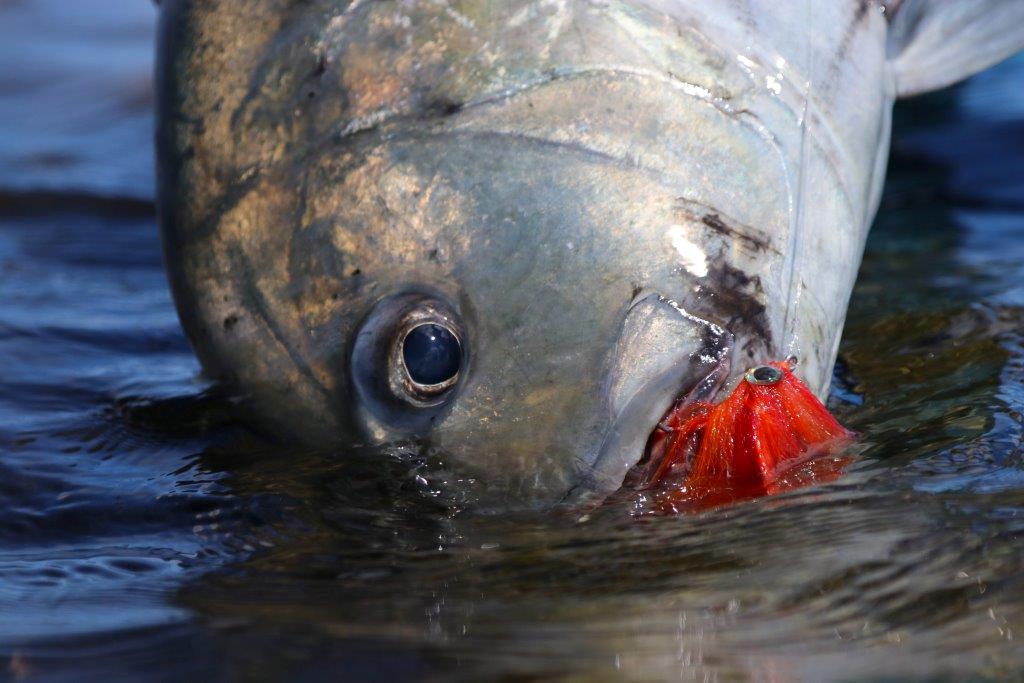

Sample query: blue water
[2,3,1024,681]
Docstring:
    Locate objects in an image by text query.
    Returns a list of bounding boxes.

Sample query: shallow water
[2,3,1024,681]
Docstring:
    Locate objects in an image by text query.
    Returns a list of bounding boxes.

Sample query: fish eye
[350,292,468,431]
[387,308,465,408]
[399,323,462,394]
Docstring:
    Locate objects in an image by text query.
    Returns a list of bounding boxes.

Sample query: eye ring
[395,321,463,402]
[384,305,466,408]
[350,292,468,434]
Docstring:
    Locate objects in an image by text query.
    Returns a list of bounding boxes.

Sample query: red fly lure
[636,360,854,513]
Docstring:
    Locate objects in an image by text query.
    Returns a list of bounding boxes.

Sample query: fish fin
[887,0,1024,97]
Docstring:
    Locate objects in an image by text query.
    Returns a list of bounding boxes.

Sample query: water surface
[1,3,1024,680]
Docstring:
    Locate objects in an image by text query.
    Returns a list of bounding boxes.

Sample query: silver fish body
[156,0,1024,503]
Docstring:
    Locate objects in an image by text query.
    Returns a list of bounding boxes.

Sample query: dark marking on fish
[228,2,321,138]
[740,336,762,359]
[231,247,332,402]
[170,166,263,244]
[729,0,757,32]
[699,323,733,367]
[421,97,464,118]
[693,262,772,353]
[223,313,241,331]
[702,213,771,253]
[674,198,776,256]
[829,0,880,92]
[854,0,874,24]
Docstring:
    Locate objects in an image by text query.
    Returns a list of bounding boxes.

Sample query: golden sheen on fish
[156,0,1024,505]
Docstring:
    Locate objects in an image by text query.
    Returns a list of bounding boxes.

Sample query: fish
[155,0,1024,506]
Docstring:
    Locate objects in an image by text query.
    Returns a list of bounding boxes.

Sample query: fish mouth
[563,356,731,506]
[578,356,858,514]
[622,361,732,492]
[561,292,733,506]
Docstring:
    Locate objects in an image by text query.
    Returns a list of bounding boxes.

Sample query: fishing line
[782,0,815,357]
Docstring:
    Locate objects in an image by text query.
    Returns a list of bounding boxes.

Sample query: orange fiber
[643,361,853,511]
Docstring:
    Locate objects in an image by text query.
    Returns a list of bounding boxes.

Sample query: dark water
[2,3,1024,681]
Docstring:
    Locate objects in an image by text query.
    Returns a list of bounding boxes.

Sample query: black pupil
[402,323,461,386]
[752,365,782,383]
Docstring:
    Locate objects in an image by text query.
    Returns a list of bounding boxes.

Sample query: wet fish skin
[156,0,1024,504]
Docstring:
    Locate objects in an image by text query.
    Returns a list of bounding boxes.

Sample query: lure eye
[745,365,783,385]
[400,323,462,391]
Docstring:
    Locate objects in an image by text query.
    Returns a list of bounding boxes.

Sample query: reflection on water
[0,0,154,199]
[1,2,1023,680]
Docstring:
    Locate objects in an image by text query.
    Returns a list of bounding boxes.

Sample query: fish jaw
[562,293,733,504]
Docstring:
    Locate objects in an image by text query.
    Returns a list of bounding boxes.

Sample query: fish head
[158,0,898,504]
[177,122,741,503]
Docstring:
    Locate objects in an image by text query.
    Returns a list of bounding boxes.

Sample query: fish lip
[559,354,732,507]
